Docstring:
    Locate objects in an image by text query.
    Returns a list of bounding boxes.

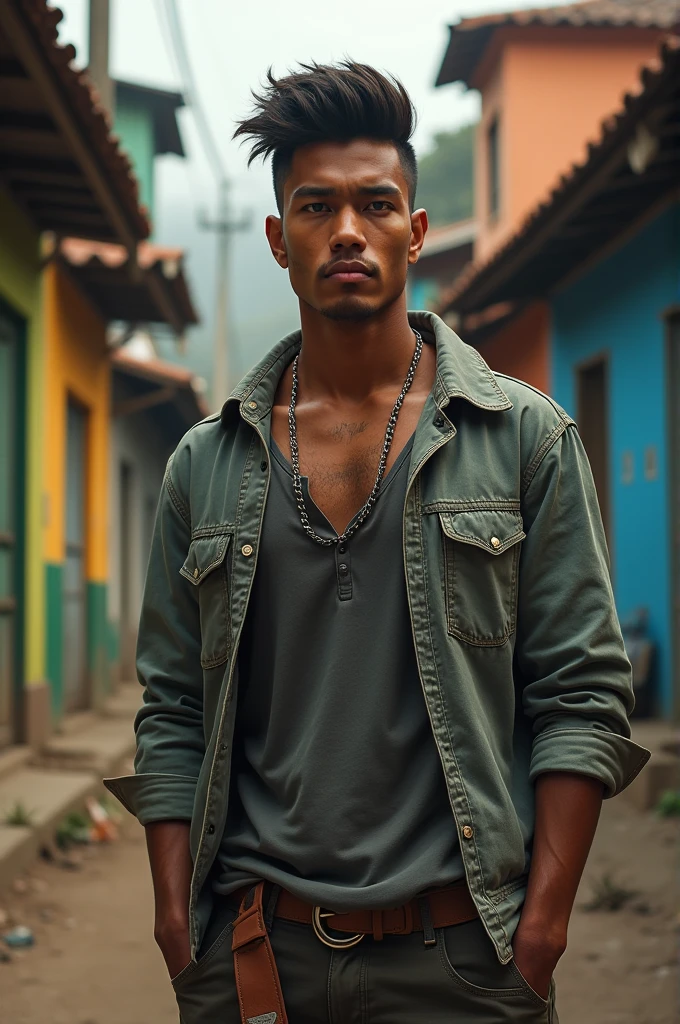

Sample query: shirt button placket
[335,542,353,601]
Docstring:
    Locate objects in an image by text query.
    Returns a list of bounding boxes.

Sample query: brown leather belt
[231,880,478,1024]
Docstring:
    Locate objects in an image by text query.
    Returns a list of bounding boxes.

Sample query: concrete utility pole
[88,0,114,117]
[200,180,250,409]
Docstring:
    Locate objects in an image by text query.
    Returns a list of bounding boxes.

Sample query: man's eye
[367,201,394,212]
[303,202,330,213]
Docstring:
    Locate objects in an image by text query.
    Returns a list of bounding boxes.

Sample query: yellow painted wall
[43,263,110,583]
[0,187,44,685]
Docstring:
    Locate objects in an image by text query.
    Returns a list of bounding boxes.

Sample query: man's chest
[270,400,423,535]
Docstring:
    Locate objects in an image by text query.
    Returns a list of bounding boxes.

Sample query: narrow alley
[1,791,677,1024]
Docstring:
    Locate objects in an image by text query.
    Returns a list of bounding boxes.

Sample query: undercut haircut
[233,61,418,214]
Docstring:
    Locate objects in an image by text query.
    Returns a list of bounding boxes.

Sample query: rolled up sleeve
[103,454,205,823]
[517,423,650,797]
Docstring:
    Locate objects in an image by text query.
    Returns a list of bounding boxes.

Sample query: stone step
[0,767,96,890]
[39,717,136,774]
[624,720,680,811]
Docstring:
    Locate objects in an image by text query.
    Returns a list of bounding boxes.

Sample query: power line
[158,0,251,407]
[162,0,227,186]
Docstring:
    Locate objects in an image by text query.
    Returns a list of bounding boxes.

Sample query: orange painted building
[476,302,551,394]
[472,26,667,263]
[435,0,678,388]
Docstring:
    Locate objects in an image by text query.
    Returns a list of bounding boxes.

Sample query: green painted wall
[45,562,63,718]
[47,572,114,718]
[115,101,155,222]
[107,617,121,688]
[87,581,109,704]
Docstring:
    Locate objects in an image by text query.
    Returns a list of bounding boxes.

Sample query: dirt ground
[0,796,677,1024]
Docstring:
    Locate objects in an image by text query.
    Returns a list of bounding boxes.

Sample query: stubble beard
[315,284,404,323]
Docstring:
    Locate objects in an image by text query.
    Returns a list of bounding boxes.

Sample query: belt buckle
[312,907,364,949]
[391,901,414,935]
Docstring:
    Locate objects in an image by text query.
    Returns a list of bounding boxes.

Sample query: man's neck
[296,295,418,403]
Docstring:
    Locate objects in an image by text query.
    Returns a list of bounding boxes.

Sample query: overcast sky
[56,0,563,390]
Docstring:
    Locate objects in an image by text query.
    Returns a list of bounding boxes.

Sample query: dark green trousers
[172,900,558,1023]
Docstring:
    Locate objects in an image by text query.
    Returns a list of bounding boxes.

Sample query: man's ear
[265,214,288,269]
[408,208,428,265]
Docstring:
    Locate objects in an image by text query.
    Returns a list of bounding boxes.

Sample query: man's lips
[325,261,373,281]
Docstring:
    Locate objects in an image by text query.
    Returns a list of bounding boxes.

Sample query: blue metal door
[64,400,88,711]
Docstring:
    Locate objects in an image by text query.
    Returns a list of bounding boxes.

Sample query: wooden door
[0,311,20,747]
[577,356,611,549]
[64,400,88,711]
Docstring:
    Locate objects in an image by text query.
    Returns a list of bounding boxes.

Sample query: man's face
[266,138,427,322]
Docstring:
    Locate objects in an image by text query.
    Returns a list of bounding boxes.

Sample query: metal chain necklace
[288,329,423,547]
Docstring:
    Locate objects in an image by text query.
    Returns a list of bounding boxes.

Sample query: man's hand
[155,915,192,980]
[513,772,604,1000]
[512,919,565,1000]
[145,821,194,979]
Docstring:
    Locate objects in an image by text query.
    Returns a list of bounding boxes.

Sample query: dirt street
[0,795,677,1024]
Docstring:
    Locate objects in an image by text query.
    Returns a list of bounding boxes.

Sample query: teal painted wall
[551,204,680,717]
[115,100,155,222]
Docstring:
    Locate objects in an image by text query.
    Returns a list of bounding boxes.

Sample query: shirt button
[241,544,254,557]
[193,567,199,578]
[207,824,215,835]
[462,825,474,840]
[338,544,346,554]
[490,537,501,550]
[247,400,258,410]
[260,461,267,471]
[434,416,445,428]
[338,563,349,576]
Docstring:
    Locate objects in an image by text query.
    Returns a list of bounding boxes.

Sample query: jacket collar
[221,311,511,428]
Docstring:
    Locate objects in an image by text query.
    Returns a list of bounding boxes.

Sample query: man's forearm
[145,821,193,976]
[523,771,603,938]
[512,771,604,996]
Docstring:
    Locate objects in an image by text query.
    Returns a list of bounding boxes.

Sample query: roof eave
[440,40,680,316]
[0,0,149,247]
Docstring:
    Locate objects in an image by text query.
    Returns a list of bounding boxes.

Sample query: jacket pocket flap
[439,510,525,555]
[180,533,231,585]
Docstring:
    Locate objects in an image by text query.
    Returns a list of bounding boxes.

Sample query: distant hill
[416,123,475,226]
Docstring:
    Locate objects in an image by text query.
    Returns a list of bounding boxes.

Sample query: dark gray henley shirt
[214,428,463,910]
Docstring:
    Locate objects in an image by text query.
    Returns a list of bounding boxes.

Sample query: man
[105,62,649,1023]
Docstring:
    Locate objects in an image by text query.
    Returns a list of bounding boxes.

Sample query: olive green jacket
[105,312,649,964]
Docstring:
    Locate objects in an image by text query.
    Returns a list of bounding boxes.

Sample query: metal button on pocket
[490,536,501,550]
[241,544,254,557]
[247,401,258,410]
[462,825,474,840]
[193,568,199,578]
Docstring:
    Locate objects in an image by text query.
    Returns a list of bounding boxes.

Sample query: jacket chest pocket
[439,510,525,646]
[180,532,233,668]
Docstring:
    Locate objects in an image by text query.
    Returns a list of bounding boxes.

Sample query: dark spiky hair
[233,61,418,214]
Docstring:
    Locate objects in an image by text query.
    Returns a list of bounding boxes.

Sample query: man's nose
[329,208,366,251]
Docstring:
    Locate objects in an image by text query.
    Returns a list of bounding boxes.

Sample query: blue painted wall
[551,204,680,716]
